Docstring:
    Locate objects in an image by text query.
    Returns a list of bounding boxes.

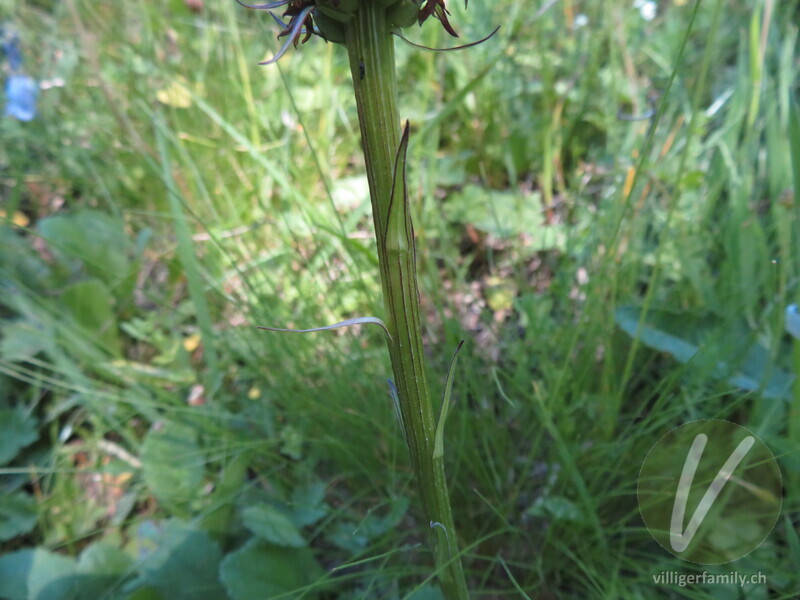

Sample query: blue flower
[5,74,38,121]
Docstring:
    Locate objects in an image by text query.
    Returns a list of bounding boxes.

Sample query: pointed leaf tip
[383,120,412,247]
[387,379,409,448]
[433,340,465,461]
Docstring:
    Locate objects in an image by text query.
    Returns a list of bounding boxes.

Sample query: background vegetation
[1,0,799,598]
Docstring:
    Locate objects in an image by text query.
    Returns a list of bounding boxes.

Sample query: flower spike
[242,0,482,63]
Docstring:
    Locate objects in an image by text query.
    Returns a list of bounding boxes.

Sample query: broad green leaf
[443,184,566,249]
[615,306,794,400]
[242,503,307,548]
[279,425,304,460]
[124,587,166,600]
[291,482,329,528]
[38,210,131,288]
[200,452,249,540]
[78,541,134,576]
[358,496,409,540]
[327,521,369,553]
[329,496,410,551]
[141,422,205,513]
[135,519,226,600]
[615,306,699,363]
[407,585,445,600]
[0,319,54,362]
[0,549,34,600]
[0,491,37,542]
[0,408,38,465]
[70,542,135,599]
[61,279,122,357]
[0,548,78,600]
[0,225,54,292]
[220,540,322,600]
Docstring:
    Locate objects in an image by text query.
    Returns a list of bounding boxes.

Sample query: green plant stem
[344,5,468,599]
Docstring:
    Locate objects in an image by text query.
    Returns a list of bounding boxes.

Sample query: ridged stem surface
[345,5,469,599]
